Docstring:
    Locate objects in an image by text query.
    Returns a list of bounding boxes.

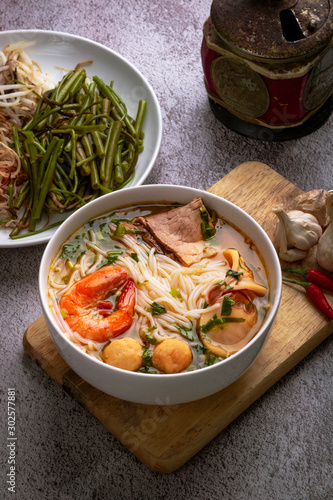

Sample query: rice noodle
[48,228,231,353]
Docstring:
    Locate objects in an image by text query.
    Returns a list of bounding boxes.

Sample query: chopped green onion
[169,287,182,300]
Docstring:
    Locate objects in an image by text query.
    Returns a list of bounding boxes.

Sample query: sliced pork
[136,198,217,266]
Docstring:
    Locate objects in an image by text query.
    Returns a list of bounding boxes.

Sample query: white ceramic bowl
[39,185,282,405]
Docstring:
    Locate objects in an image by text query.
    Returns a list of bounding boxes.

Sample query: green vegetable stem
[6,67,147,238]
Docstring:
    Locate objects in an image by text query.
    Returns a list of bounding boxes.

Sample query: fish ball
[152,338,192,374]
[102,337,143,371]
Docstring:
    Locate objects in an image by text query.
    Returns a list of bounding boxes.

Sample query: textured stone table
[1,1,332,499]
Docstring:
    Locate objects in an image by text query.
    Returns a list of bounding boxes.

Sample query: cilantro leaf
[96,222,110,240]
[204,353,220,366]
[200,206,215,241]
[193,343,207,353]
[131,252,139,262]
[150,302,167,316]
[246,301,256,313]
[199,314,245,334]
[144,333,157,345]
[59,233,86,260]
[175,324,194,341]
[98,250,123,268]
[142,347,153,367]
[214,280,233,290]
[221,296,235,316]
[226,269,243,280]
[144,326,157,345]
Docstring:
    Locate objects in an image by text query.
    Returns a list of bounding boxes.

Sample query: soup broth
[48,201,270,374]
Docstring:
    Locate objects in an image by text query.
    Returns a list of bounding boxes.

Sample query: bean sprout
[0,42,54,228]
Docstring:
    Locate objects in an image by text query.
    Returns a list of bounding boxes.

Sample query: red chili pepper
[282,267,333,292]
[283,278,333,320]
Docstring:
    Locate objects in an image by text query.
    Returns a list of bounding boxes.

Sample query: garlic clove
[273,208,288,253]
[278,247,309,262]
[272,206,307,261]
[316,192,333,271]
[293,189,329,228]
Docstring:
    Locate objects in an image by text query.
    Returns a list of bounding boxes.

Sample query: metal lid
[211,0,333,60]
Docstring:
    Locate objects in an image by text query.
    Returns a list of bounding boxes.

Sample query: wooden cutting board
[23,161,333,473]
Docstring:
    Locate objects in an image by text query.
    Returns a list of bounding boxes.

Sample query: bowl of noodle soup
[39,185,282,405]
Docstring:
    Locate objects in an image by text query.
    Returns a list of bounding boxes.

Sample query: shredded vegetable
[0,42,55,229]
[0,41,55,135]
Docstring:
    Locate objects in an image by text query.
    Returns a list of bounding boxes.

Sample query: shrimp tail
[118,278,135,314]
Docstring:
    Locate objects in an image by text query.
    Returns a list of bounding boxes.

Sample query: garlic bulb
[272,205,322,262]
[293,189,329,228]
[316,192,333,271]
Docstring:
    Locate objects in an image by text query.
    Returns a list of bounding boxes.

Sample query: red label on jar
[259,74,308,125]
[201,37,310,126]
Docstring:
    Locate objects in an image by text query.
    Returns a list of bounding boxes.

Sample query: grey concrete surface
[1,1,332,499]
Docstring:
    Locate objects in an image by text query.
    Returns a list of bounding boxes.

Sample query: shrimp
[59,265,136,342]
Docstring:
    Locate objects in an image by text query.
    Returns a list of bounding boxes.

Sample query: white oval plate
[0,30,162,247]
